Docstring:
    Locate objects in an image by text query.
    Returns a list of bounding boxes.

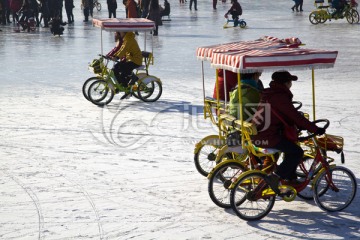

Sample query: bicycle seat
[135,65,146,70]
[141,51,152,58]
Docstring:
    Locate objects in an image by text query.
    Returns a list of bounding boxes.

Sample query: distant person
[189,0,197,10]
[107,0,117,18]
[160,0,170,17]
[39,0,50,27]
[140,0,150,17]
[291,0,299,12]
[49,14,66,35]
[64,0,74,23]
[127,0,138,18]
[224,0,242,26]
[213,0,217,10]
[147,0,162,36]
[212,69,238,101]
[82,0,90,22]
[331,0,346,17]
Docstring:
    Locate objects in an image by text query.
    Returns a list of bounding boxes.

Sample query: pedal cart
[309,0,359,24]
[83,18,163,106]
[195,36,357,220]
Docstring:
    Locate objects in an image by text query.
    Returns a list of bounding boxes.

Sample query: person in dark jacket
[251,71,325,192]
[64,0,74,23]
[49,14,66,35]
[224,0,242,26]
[147,0,161,36]
[107,0,117,18]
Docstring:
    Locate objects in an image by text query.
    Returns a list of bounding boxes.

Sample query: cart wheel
[137,79,162,102]
[96,3,101,11]
[350,9,359,23]
[345,10,354,23]
[314,166,357,212]
[239,20,246,28]
[88,79,114,106]
[208,161,247,208]
[309,12,320,24]
[82,77,100,101]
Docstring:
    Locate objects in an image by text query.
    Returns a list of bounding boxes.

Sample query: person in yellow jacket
[111,31,142,99]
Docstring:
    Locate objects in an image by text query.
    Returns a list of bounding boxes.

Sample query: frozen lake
[1,0,360,239]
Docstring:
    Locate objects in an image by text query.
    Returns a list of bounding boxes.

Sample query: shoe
[120,92,131,100]
[264,173,280,194]
[291,7,294,12]
[128,74,139,85]
[283,178,302,185]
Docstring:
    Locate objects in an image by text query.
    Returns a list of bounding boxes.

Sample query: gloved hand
[316,127,326,136]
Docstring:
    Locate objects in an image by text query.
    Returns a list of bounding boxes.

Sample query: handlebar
[298,119,330,142]
[292,101,302,110]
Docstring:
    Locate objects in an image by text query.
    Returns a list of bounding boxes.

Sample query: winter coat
[212,69,238,101]
[127,0,138,18]
[229,79,260,121]
[114,32,142,66]
[251,81,318,147]
[226,1,242,15]
[107,0,117,10]
[147,2,162,26]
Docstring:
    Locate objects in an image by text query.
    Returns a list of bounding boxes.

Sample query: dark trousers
[65,7,74,22]
[108,9,116,18]
[273,138,304,180]
[113,61,140,86]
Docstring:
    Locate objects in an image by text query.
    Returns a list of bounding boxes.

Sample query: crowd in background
[0,0,171,35]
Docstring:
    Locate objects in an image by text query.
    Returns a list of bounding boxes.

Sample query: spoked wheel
[230,172,275,221]
[82,77,100,101]
[313,166,357,212]
[88,79,114,106]
[351,9,359,23]
[96,2,101,11]
[194,135,225,177]
[137,80,162,102]
[345,10,354,23]
[208,161,247,208]
[309,12,320,24]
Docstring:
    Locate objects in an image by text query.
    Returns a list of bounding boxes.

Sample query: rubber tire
[313,166,357,212]
[82,77,100,101]
[137,80,162,102]
[309,12,320,25]
[239,21,246,28]
[194,136,225,177]
[88,79,114,106]
[230,172,275,221]
[96,3,101,11]
[208,161,246,208]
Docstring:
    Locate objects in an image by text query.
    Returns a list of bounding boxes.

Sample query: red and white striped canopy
[92,18,155,32]
[197,36,338,72]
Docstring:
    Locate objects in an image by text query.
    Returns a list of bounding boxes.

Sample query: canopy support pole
[201,61,205,120]
[237,73,244,148]
[101,29,103,54]
[312,68,316,121]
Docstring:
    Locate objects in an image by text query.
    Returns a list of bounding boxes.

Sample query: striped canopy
[92,18,156,32]
[197,36,338,73]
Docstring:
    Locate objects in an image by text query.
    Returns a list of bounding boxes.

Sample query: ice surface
[0,0,359,239]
